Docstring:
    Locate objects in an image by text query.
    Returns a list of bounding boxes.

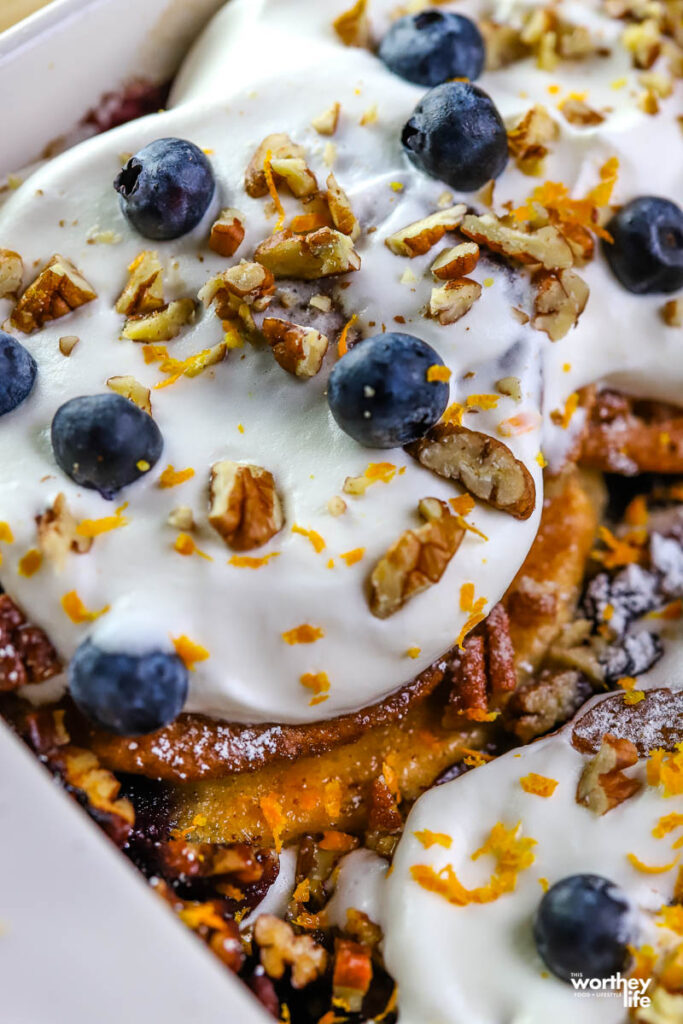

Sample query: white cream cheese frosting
[0,0,681,726]
[382,690,683,1024]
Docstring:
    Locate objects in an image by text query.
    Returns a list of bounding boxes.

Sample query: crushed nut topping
[115,250,164,316]
[444,602,516,725]
[428,277,482,325]
[407,423,536,520]
[431,241,480,280]
[369,498,465,618]
[262,317,329,378]
[385,205,467,258]
[576,733,641,814]
[245,134,312,198]
[167,506,195,530]
[10,254,97,333]
[662,299,683,327]
[560,96,606,126]
[36,492,93,568]
[209,461,284,552]
[254,227,360,279]
[480,18,529,70]
[533,269,589,341]
[254,914,328,988]
[209,208,246,258]
[0,594,61,690]
[121,298,196,342]
[496,376,523,403]
[58,335,79,356]
[311,102,341,136]
[0,249,23,299]
[326,173,360,240]
[460,213,574,270]
[506,104,559,175]
[200,261,276,325]
[106,375,152,415]
[332,0,370,48]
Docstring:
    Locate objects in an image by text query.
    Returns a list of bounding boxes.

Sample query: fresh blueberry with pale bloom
[0,331,37,417]
[603,196,683,294]
[114,138,216,240]
[379,11,485,86]
[327,332,449,448]
[69,639,188,735]
[51,393,163,499]
[402,81,508,192]
[534,874,636,983]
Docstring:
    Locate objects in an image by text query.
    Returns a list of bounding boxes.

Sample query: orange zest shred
[649,599,683,620]
[76,503,129,538]
[592,525,644,570]
[347,462,398,494]
[625,494,649,528]
[142,343,225,390]
[462,748,495,767]
[260,793,285,853]
[627,851,680,874]
[466,393,499,411]
[554,391,579,430]
[456,595,487,649]
[319,830,356,852]
[411,821,536,907]
[647,746,683,797]
[520,773,558,798]
[263,149,286,232]
[623,689,646,705]
[449,494,475,516]
[617,676,637,691]
[414,829,452,850]
[158,465,195,489]
[178,904,227,931]
[460,582,475,612]
[292,879,311,903]
[337,313,357,358]
[323,779,343,818]
[427,364,452,383]
[174,533,212,560]
[172,634,210,670]
[300,671,331,706]
[628,943,658,983]
[464,708,500,722]
[406,646,421,659]
[657,904,683,935]
[18,549,43,577]
[498,412,540,437]
[512,158,618,243]
[442,402,465,427]
[281,624,325,645]
[653,813,683,840]
[290,212,330,233]
[292,524,326,553]
[0,522,14,543]
[229,553,280,569]
[339,547,365,566]
[61,590,109,623]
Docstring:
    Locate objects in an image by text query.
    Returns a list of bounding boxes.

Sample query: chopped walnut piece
[269,156,318,199]
[0,249,23,298]
[200,261,276,321]
[460,213,574,270]
[327,495,347,516]
[496,376,522,403]
[209,208,246,258]
[385,205,467,258]
[254,914,328,989]
[245,134,308,198]
[429,277,482,325]
[480,18,529,69]
[576,733,641,815]
[10,254,97,333]
[254,228,360,280]
[369,498,465,619]
[560,97,605,126]
[106,375,152,415]
[60,747,135,845]
[662,299,683,327]
[431,242,480,280]
[115,250,164,316]
[333,938,373,1013]
[58,335,79,356]
[121,298,196,342]
[504,667,592,742]
[37,492,92,568]
[209,461,284,552]
[506,105,559,175]
[167,506,195,531]
[312,102,341,136]
[622,18,662,68]
[407,423,536,520]
[332,0,370,48]
[262,317,329,378]
[532,269,589,341]
[326,173,360,240]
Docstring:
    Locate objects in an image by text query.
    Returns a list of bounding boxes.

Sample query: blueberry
[69,639,188,734]
[51,393,163,499]
[327,332,449,448]
[0,331,37,416]
[603,196,683,294]
[534,874,636,983]
[379,11,485,86]
[114,137,216,240]
[402,81,508,192]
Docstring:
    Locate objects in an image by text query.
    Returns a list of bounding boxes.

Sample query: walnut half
[10,254,97,333]
[369,498,465,619]
[406,423,537,520]
[262,317,329,378]
[209,461,284,551]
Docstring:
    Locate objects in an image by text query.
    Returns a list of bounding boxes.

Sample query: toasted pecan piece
[312,102,341,136]
[245,133,309,198]
[115,250,164,316]
[407,423,536,520]
[121,298,196,342]
[255,914,328,988]
[506,104,559,175]
[326,173,360,240]
[369,498,465,619]
[428,277,482,324]
[576,733,641,815]
[0,249,23,299]
[10,254,96,333]
[0,594,61,690]
[254,227,360,279]
[106,375,152,415]
[431,242,480,280]
[209,208,246,258]
[200,261,276,322]
[209,461,284,552]
[37,492,92,568]
[460,213,574,270]
[262,317,329,378]
[385,205,467,258]
[332,0,370,47]
[560,97,605,126]
[533,269,589,341]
